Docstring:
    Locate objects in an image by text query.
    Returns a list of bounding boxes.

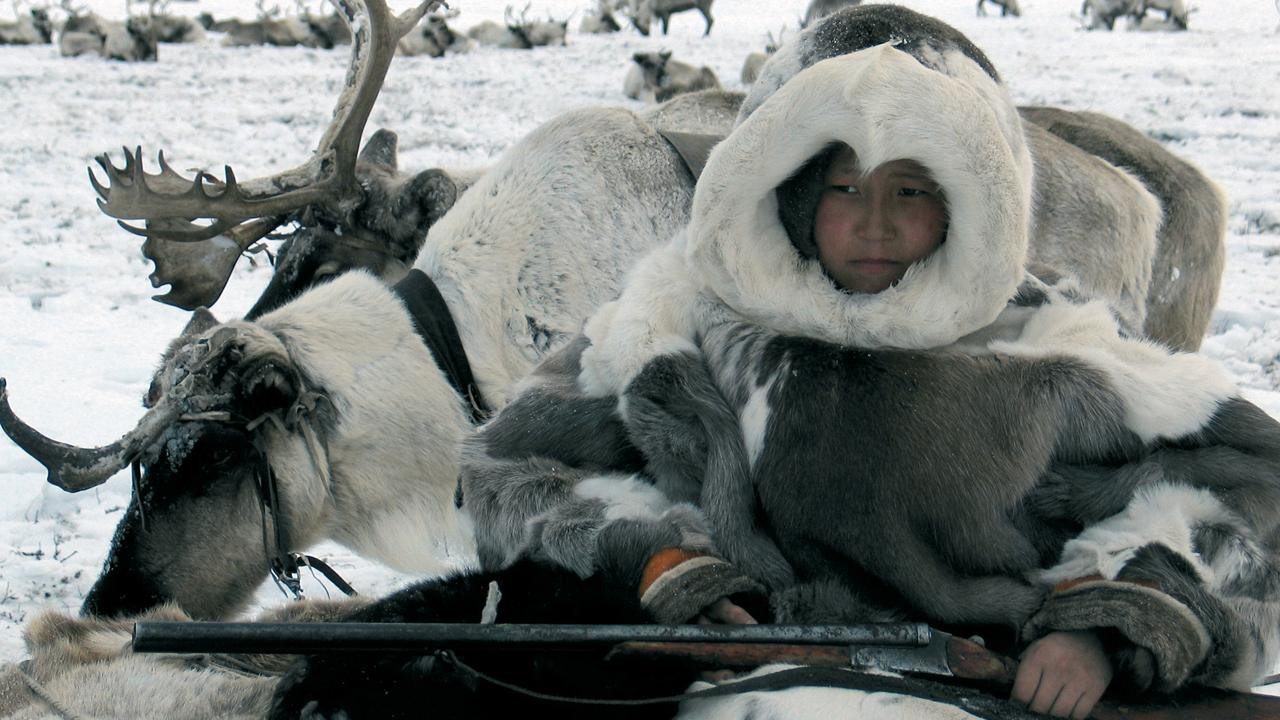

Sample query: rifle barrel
[132,621,933,655]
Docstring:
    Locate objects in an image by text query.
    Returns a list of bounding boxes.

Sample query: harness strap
[392,269,491,424]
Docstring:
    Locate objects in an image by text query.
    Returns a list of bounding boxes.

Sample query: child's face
[813,146,948,294]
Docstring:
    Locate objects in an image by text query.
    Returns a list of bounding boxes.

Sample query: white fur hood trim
[582,45,1032,396]
[687,46,1031,350]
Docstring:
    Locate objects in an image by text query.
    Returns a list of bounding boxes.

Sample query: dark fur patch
[699,321,1141,626]
[802,4,1000,83]
[268,560,690,720]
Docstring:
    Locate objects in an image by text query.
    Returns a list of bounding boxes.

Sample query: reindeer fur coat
[460,41,1280,700]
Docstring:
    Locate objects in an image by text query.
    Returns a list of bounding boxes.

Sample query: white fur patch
[1038,483,1234,586]
[256,272,480,574]
[740,372,779,469]
[989,300,1236,442]
[578,240,708,396]
[574,474,674,522]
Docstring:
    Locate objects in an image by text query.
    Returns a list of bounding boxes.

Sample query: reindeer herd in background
[0,0,1199,72]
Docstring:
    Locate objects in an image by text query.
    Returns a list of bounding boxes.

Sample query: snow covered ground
[0,0,1278,674]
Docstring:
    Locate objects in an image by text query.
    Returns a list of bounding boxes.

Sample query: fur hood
[580,42,1035,394]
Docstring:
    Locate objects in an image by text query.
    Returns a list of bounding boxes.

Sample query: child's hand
[1011,629,1113,718]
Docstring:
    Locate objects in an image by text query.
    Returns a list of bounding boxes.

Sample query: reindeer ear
[358,128,399,171]
[182,308,221,339]
[407,168,458,232]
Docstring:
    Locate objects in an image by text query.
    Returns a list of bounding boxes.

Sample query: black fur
[268,560,692,720]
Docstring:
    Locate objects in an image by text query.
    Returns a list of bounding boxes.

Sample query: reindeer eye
[312,261,342,281]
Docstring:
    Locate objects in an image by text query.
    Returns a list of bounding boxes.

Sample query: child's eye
[828,184,860,195]
[899,187,933,198]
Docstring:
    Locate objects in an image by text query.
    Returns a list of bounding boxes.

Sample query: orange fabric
[639,547,707,597]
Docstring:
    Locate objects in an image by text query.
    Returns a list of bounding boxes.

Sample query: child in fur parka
[272,7,1280,720]
[455,13,1280,720]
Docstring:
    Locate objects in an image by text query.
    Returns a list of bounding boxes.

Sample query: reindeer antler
[90,0,442,310]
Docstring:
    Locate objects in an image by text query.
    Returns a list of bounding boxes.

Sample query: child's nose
[856,197,895,243]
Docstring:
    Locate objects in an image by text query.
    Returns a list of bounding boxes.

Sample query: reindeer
[219,0,344,48]
[0,6,52,44]
[1083,0,1189,29]
[397,7,470,57]
[59,9,158,61]
[977,0,1022,17]
[133,0,206,43]
[624,50,721,103]
[580,0,622,34]
[740,26,785,86]
[468,5,567,49]
[628,0,713,36]
[1080,0,1139,29]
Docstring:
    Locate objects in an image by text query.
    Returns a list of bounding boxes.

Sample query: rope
[4,662,93,720]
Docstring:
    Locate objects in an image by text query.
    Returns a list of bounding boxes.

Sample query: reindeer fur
[59,14,157,62]
[1,600,369,720]
[1021,106,1226,350]
[801,0,863,28]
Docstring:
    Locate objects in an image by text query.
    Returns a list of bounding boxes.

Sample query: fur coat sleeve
[458,335,768,623]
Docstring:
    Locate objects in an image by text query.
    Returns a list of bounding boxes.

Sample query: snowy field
[1,0,1278,672]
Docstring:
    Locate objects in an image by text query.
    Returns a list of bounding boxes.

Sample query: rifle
[132,620,1280,719]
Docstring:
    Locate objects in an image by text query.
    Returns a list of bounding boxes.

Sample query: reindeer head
[1,306,322,618]
[244,129,455,319]
[632,49,673,86]
[90,0,450,310]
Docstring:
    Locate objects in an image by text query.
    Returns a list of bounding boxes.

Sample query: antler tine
[316,0,443,186]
